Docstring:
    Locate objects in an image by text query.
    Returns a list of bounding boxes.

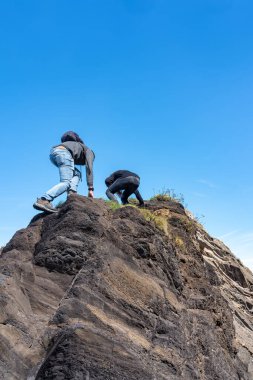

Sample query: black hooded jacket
[105,170,140,187]
[105,170,144,205]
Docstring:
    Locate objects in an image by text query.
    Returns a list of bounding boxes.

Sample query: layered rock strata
[0,196,252,380]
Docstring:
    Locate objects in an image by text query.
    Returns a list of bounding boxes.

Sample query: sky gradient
[1,0,253,270]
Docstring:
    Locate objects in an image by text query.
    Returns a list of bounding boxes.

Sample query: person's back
[59,141,93,166]
[105,170,139,186]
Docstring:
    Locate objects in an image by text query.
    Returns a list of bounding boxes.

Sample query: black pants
[106,176,140,204]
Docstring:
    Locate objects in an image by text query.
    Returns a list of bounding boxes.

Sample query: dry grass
[150,194,171,202]
[174,236,185,250]
[128,198,139,205]
[105,200,122,211]
[139,209,168,235]
[150,188,185,205]
[169,214,197,235]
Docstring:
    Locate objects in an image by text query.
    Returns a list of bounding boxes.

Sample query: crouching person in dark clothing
[33,131,95,213]
[105,170,144,206]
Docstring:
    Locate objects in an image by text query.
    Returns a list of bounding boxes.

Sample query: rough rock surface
[0,195,253,380]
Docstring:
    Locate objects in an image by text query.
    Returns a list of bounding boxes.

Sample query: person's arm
[85,149,95,197]
[135,190,144,206]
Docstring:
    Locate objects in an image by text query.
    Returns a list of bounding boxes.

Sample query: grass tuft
[174,236,185,250]
[139,209,168,235]
[105,200,122,211]
[150,188,185,206]
[128,198,139,205]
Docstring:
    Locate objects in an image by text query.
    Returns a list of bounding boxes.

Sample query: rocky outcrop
[0,195,253,380]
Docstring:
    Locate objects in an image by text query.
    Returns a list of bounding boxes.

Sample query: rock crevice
[0,196,253,379]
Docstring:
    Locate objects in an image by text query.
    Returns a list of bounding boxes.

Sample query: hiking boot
[33,198,58,213]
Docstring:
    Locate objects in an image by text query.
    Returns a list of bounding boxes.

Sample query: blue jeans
[43,148,81,201]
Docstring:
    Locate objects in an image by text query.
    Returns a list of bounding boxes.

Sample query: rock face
[0,195,253,380]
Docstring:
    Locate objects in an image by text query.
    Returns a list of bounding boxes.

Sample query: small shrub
[151,193,171,202]
[150,188,186,206]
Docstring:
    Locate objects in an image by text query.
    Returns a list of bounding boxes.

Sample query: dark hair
[61,131,84,144]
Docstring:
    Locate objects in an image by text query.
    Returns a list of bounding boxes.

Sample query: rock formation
[0,195,253,379]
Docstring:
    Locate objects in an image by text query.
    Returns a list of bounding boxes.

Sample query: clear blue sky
[1,0,253,270]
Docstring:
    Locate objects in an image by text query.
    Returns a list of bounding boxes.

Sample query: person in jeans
[105,170,144,206]
[33,131,95,213]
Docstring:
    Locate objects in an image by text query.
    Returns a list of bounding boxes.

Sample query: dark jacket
[105,170,140,187]
[58,141,95,188]
[105,170,144,205]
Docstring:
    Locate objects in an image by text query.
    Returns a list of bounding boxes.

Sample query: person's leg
[121,177,140,204]
[34,148,75,212]
[68,167,81,193]
[42,149,74,201]
[106,177,127,202]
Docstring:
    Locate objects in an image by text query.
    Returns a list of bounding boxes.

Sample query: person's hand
[88,190,94,198]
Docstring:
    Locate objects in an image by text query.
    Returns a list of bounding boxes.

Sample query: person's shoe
[33,198,58,213]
